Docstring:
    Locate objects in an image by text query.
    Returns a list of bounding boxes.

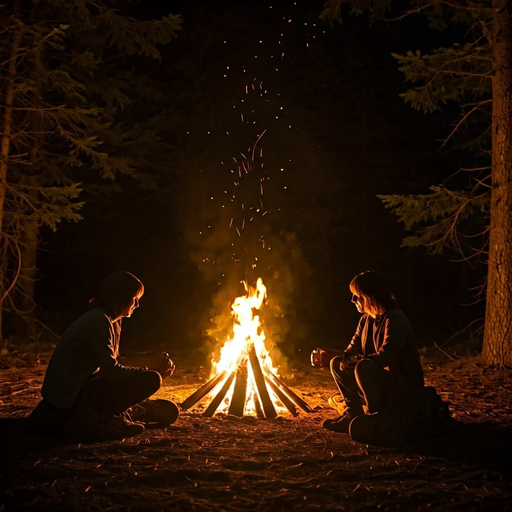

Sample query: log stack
[180,344,313,418]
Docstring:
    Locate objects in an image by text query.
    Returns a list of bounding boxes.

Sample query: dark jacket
[42,308,144,409]
[345,309,424,390]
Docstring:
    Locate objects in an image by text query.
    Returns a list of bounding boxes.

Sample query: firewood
[253,391,265,418]
[264,375,298,416]
[180,370,227,410]
[264,368,314,413]
[228,359,248,417]
[248,344,277,418]
[203,370,236,417]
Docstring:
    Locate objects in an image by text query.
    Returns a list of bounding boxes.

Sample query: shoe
[327,393,346,415]
[127,399,179,426]
[327,393,365,416]
[98,414,145,439]
[323,412,360,433]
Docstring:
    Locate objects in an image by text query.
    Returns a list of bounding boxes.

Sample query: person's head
[349,270,396,317]
[96,270,144,320]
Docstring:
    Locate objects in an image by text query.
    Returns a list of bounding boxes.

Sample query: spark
[251,129,267,161]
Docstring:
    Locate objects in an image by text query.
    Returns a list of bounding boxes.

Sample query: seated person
[30,270,179,439]
[322,270,424,433]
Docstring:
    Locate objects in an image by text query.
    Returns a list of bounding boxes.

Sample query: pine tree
[321,0,512,366]
[0,0,182,351]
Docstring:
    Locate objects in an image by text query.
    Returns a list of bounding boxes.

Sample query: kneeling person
[31,270,179,439]
[323,270,424,434]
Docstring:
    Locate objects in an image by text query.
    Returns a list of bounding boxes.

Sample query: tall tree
[0,0,182,350]
[322,0,512,367]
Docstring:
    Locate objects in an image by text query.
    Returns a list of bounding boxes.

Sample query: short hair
[97,270,144,317]
[349,270,396,316]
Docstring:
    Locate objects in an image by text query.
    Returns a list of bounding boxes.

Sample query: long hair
[349,270,396,317]
[91,270,144,317]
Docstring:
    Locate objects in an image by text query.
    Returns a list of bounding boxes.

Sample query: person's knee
[142,370,162,395]
[330,355,345,375]
[354,358,378,382]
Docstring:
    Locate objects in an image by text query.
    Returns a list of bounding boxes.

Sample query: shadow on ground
[0,416,134,472]
[400,420,512,472]
[2,416,511,474]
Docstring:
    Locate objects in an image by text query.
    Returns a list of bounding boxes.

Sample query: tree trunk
[13,220,38,339]
[482,0,512,367]
[0,3,22,354]
[13,43,44,340]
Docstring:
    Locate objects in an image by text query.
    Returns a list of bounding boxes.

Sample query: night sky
[32,0,482,361]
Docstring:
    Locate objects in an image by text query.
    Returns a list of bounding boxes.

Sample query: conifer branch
[441,98,492,147]
[459,165,491,171]
[383,0,492,22]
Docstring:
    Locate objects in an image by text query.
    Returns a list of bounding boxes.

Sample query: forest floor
[0,346,511,511]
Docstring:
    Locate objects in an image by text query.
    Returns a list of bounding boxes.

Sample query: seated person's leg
[128,399,180,426]
[330,355,364,416]
[354,359,392,414]
[77,370,161,421]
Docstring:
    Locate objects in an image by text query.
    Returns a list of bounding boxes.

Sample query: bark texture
[483,0,512,367]
[0,5,22,352]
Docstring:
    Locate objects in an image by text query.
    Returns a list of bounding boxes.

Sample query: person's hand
[339,351,353,371]
[150,352,175,379]
[161,352,176,379]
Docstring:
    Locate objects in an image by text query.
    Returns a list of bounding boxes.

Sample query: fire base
[180,345,313,418]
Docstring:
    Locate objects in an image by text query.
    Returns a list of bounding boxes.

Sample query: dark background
[32,0,482,362]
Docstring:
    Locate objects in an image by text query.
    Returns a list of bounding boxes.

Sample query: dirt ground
[1,348,511,511]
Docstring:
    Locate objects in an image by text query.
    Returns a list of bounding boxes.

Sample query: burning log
[180,370,227,410]
[203,371,236,417]
[248,344,277,418]
[264,375,298,416]
[253,390,265,418]
[181,359,312,418]
[264,367,314,413]
[228,359,248,417]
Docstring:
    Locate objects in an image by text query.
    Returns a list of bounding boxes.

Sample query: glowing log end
[228,360,248,417]
[248,345,277,419]
[264,368,314,413]
[264,375,298,417]
[203,371,236,417]
[180,370,227,410]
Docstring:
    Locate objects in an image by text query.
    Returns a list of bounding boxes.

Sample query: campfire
[180,278,313,418]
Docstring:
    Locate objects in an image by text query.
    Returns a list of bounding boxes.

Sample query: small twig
[433,342,456,361]
[11,386,40,396]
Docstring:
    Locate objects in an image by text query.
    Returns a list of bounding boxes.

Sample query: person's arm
[120,352,176,379]
[368,310,411,368]
[87,314,146,378]
[344,315,365,357]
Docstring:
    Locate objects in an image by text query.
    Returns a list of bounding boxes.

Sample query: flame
[209,277,285,415]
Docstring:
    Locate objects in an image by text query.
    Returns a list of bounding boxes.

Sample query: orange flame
[209,278,285,414]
